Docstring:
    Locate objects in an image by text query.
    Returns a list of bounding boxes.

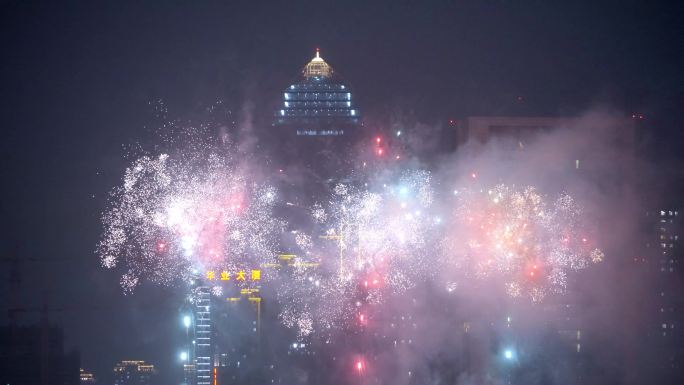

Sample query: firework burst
[98,130,282,293]
[443,183,602,301]
[277,170,441,335]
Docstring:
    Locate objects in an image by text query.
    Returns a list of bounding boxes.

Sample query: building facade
[113,360,156,385]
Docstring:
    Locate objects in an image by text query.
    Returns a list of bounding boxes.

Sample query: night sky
[1,1,683,384]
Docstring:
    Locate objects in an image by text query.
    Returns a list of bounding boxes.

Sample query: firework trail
[97,124,282,293]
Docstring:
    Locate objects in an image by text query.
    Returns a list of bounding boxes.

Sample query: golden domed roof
[303,49,332,79]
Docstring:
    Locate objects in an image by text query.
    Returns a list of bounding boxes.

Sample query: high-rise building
[185,276,266,385]
[113,360,156,385]
[270,49,364,183]
[194,286,212,385]
[642,208,684,383]
[274,49,361,138]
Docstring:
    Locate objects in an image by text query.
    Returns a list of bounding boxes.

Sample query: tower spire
[303,48,331,78]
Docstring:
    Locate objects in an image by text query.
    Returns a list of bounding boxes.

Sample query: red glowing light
[356,361,364,371]
[376,137,381,144]
[471,172,477,179]
[377,148,383,155]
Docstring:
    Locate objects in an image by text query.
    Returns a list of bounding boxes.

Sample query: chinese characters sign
[205,269,261,282]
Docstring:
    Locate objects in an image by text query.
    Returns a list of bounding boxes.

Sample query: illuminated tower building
[642,208,684,384]
[194,287,212,385]
[271,49,363,183]
[274,49,361,138]
[113,360,156,385]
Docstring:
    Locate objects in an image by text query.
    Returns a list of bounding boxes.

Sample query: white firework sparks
[276,170,440,336]
[442,183,603,300]
[97,132,282,293]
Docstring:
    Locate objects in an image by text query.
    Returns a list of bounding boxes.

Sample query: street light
[183,315,192,340]
[503,348,515,361]
[180,351,188,361]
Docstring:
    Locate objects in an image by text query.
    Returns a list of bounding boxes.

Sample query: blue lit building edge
[274,51,361,136]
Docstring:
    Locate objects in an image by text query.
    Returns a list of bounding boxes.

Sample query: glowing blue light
[280,110,285,116]
[284,93,290,100]
[180,351,188,361]
[351,110,356,116]
[396,131,401,136]
[183,315,191,328]
[504,349,514,360]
